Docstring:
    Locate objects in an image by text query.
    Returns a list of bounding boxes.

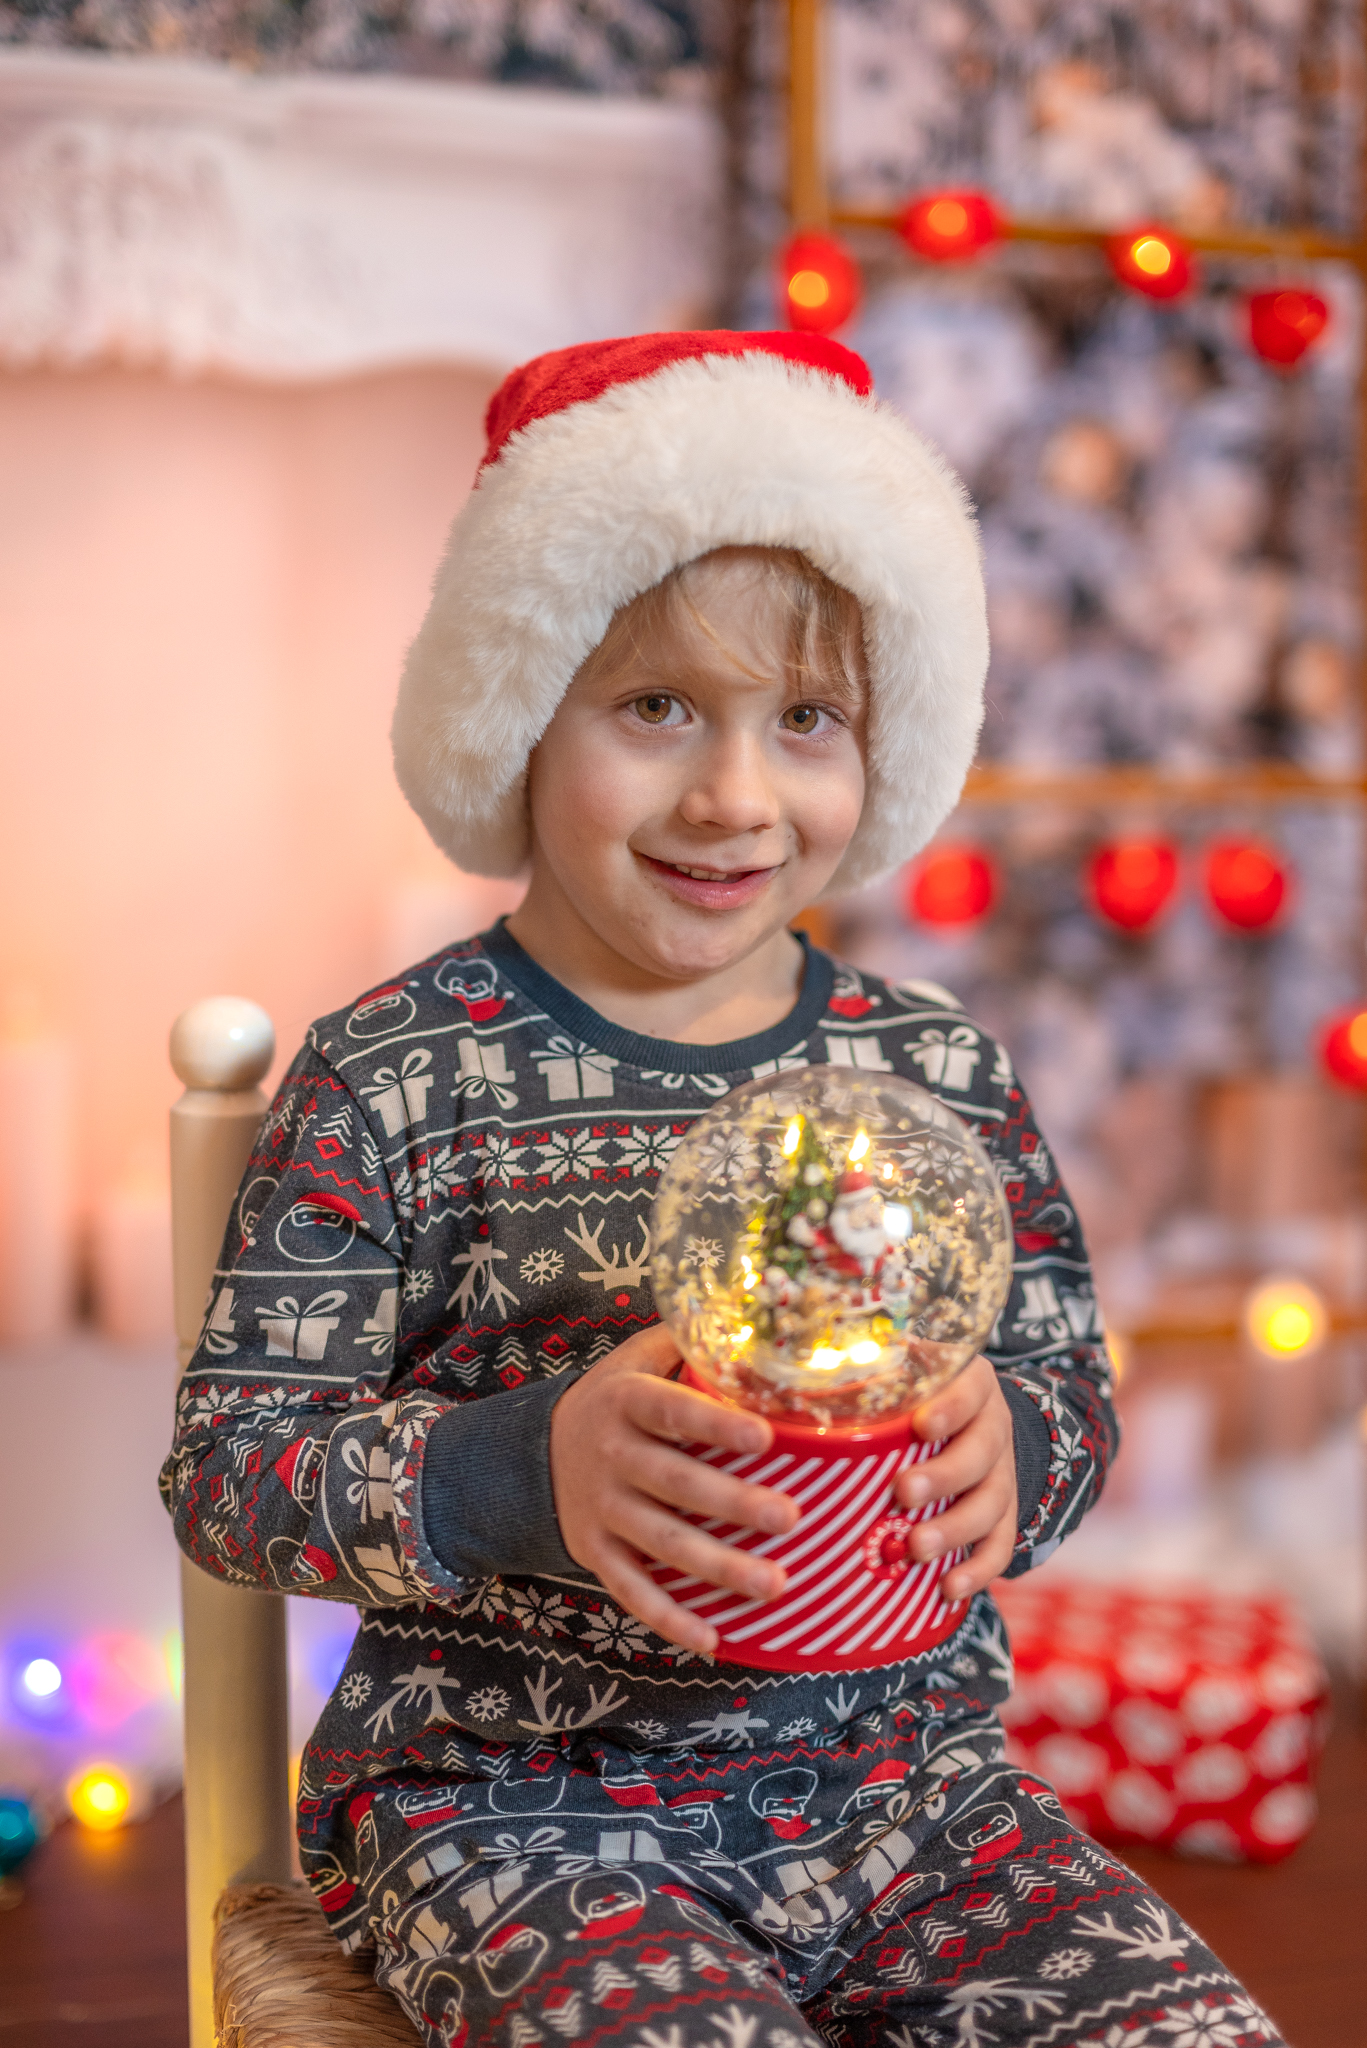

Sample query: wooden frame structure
[787,0,1367,1353]
[788,0,1367,827]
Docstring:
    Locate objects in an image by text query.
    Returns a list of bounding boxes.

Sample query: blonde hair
[576,546,867,706]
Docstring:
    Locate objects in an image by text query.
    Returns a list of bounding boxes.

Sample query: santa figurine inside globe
[647,1066,1013,1670]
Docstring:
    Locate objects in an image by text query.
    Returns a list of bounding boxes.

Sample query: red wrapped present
[995,1576,1329,1863]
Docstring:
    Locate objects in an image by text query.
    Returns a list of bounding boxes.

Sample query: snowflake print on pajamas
[403,1267,435,1304]
[338,1672,372,1710]
[1038,1947,1094,1981]
[582,1605,653,1659]
[682,1234,724,1273]
[465,1684,511,1724]
[614,1123,685,1174]
[536,1126,610,1181]
[519,1246,566,1284]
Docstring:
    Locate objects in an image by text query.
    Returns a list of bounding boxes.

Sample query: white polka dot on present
[1113,1697,1184,1765]
[1257,1652,1323,1712]
[1252,1713,1310,1777]
[1175,1744,1249,1802]
[1034,1732,1110,1796]
[1173,1817,1244,1861]
[1182,1671,1257,1738]
[1035,1662,1109,1727]
[1116,1639,1189,1693]
[1103,1769,1175,1838]
[1251,1783,1316,1845]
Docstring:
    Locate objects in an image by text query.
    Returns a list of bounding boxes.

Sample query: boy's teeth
[675,865,731,880]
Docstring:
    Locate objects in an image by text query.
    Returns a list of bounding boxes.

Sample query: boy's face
[523,551,867,986]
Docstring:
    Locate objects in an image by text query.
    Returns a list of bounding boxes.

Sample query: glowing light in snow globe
[647,1068,1014,1671]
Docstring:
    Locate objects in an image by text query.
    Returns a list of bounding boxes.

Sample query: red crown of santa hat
[392,328,988,893]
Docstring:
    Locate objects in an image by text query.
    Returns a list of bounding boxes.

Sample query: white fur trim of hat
[392,330,988,893]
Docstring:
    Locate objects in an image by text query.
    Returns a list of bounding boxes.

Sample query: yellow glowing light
[68,1764,132,1832]
[926,198,969,238]
[808,1346,844,1372]
[782,1119,803,1157]
[1105,1332,1129,1385]
[733,1324,754,1346]
[848,1130,870,1165]
[788,268,832,309]
[1244,1276,1327,1361]
[163,1628,183,1702]
[1349,1012,1367,1061]
[1132,236,1173,277]
[847,1340,881,1366]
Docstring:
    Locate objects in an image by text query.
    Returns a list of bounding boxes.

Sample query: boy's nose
[677,735,781,838]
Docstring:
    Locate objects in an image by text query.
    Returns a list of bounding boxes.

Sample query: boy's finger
[895,1403,1010,1507]
[941,1511,1017,1602]
[619,1498,788,1606]
[908,1353,995,1443]
[908,1464,1016,1560]
[629,1440,799,1536]
[626,1373,772,1456]
[589,1535,720,1655]
[587,1322,683,1378]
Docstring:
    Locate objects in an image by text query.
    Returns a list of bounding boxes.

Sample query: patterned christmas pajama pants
[340,1710,1284,2048]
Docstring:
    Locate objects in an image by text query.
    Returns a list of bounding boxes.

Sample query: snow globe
[647,1066,1013,1671]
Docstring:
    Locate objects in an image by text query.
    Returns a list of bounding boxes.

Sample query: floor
[0,1697,1362,2048]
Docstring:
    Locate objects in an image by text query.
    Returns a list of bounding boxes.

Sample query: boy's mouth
[639,853,779,910]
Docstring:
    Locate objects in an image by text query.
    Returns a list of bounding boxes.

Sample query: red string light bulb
[1088,839,1179,932]
[1247,290,1330,371]
[1204,838,1289,932]
[898,190,1003,264]
[1320,1008,1367,1090]
[777,231,862,335]
[1107,224,1195,301]
[905,846,997,928]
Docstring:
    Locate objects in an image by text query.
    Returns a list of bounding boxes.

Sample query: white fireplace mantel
[0,51,722,379]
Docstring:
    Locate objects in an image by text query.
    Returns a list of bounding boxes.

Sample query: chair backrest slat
[170,999,292,2048]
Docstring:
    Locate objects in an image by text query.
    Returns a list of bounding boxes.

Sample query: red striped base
[648,1379,967,1672]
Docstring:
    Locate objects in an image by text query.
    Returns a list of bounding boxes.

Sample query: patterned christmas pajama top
[161,923,1281,2047]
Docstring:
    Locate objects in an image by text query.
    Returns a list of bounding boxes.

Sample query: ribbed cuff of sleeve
[421,1377,578,1580]
[1000,1378,1052,1578]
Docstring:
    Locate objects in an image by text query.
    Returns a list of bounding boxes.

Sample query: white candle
[0,1032,76,1342]
[93,1158,174,1345]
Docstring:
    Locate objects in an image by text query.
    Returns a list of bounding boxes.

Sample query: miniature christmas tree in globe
[652,1067,1013,1430]
[647,1068,1016,1671]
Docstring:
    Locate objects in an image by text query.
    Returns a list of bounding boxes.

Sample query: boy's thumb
[598,1320,683,1378]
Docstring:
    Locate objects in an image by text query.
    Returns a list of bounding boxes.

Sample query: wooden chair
[170,999,416,2047]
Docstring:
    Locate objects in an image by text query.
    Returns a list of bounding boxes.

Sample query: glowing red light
[906,846,997,927]
[777,231,861,335]
[1247,289,1330,370]
[1204,838,1289,932]
[1106,224,1195,301]
[1320,1008,1367,1090]
[1088,840,1179,932]
[898,189,1003,264]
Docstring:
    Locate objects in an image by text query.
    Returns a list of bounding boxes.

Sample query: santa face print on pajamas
[353,1700,1282,2048]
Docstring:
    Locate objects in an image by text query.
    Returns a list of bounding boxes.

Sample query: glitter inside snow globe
[646,1067,1015,1670]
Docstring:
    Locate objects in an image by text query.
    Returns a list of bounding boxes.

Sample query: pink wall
[1,362,503,1207]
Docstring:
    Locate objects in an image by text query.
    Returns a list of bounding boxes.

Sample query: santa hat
[392,328,988,893]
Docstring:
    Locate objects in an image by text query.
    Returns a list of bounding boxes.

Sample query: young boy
[163,331,1279,2048]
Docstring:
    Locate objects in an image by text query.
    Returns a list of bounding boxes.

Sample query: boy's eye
[633,694,678,725]
[782,703,825,734]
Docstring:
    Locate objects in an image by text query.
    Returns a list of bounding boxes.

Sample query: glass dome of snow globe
[651,1065,1013,1429]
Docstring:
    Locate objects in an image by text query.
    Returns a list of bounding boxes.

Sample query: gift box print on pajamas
[996,1577,1329,1862]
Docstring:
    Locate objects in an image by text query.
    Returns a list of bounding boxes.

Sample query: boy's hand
[548,1324,800,1655]
[893,1354,1018,1602]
